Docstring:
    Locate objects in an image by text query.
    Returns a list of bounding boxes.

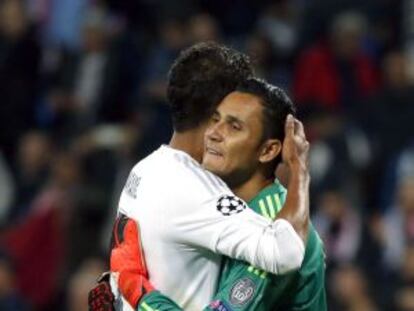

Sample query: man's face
[202,91,266,186]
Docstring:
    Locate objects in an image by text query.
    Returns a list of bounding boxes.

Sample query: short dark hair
[236,77,296,164]
[167,41,253,131]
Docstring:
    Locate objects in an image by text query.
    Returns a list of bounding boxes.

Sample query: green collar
[248,180,287,220]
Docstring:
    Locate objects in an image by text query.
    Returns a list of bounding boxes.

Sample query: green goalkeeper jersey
[138,181,326,311]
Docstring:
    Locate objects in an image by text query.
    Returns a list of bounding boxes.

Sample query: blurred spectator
[360,51,414,210]
[65,257,106,311]
[0,251,30,311]
[144,19,188,102]
[199,0,261,36]
[51,6,136,134]
[0,1,409,310]
[9,131,52,222]
[0,0,41,163]
[293,11,379,112]
[245,33,291,89]
[65,136,119,272]
[298,0,401,49]
[0,153,15,226]
[362,50,414,161]
[392,246,414,311]
[42,0,88,50]
[313,189,362,265]
[72,8,111,116]
[245,0,302,89]
[135,18,188,156]
[330,264,378,311]
[382,176,414,270]
[0,150,80,309]
[245,33,274,78]
[0,195,67,309]
[36,88,78,141]
[257,0,300,60]
[188,13,220,43]
[304,108,370,202]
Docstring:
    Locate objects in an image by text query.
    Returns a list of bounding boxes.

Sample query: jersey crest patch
[229,277,256,306]
[216,195,247,216]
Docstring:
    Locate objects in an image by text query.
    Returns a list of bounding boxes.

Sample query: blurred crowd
[0,0,412,310]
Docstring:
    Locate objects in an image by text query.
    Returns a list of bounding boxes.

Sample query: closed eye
[230,121,242,131]
[211,112,220,123]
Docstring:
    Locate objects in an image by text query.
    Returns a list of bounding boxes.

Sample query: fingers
[88,280,115,311]
[286,114,306,140]
[294,119,305,139]
[285,114,295,137]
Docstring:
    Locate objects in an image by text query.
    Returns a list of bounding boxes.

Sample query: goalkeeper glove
[110,215,154,308]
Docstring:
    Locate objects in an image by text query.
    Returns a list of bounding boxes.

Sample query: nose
[206,121,223,143]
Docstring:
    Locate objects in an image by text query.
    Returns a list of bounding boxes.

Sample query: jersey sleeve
[168,183,305,275]
[120,162,304,276]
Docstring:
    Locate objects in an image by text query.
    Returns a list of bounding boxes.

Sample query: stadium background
[0,0,412,310]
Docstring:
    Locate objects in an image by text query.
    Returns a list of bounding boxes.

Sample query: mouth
[205,146,223,157]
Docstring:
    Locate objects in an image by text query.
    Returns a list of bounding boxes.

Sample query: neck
[232,171,273,202]
[169,128,205,163]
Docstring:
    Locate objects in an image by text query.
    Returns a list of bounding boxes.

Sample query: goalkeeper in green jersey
[90,78,325,311]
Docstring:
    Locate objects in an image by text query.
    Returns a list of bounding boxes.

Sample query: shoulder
[168,151,231,198]
[125,147,232,208]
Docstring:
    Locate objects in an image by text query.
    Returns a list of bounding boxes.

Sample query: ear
[258,139,282,164]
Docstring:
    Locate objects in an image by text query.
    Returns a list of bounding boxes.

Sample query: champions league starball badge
[216,195,247,216]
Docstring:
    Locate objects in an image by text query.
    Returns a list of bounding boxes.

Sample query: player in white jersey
[116,145,304,310]
[102,42,309,311]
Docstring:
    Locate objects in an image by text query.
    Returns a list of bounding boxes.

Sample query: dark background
[0,0,413,310]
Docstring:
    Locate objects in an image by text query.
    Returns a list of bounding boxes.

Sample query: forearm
[276,164,310,244]
[215,210,304,274]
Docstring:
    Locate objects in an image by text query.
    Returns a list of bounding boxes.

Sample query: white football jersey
[113,145,304,311]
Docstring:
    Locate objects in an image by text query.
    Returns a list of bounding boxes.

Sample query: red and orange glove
[110,215,154,308]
